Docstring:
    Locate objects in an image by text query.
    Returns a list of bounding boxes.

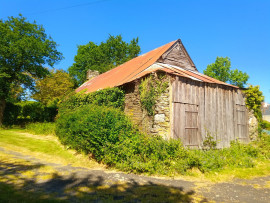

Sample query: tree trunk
[0,98,6,126]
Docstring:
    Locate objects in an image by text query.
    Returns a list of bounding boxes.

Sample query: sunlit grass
[0,129,104,169]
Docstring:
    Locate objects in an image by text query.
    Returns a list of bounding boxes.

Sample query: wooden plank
[233,89,237,141]
[173,103,178,139]
[225,87,230,147]
[215,86,220,147]
[204,84,209,138]
[158,41,197,71]
[180,103,185,142]
[209,85,214,134]
[173,77,179,102]
[172,78,176,102]
[228,88,233,146]
[200,82,205,143]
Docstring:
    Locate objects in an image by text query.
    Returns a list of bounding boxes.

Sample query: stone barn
[76,39,250,148]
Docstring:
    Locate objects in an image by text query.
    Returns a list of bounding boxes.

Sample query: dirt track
[0,146,270,202]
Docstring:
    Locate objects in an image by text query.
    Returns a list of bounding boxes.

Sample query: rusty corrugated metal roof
[76,39,238,93]
[76,40,177,93]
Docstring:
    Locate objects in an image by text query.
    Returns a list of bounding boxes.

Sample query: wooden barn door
[234,90,249,143]
[184,104,199,146]
[235,104,249,142]
[172,77,201,147]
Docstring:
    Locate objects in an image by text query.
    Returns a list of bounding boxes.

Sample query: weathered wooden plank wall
[157,41,197,72]
[172,76,249,148]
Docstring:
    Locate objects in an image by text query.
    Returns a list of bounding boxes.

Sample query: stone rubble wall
[248,109,258,141]
[123,74,171,139]
[86,70,99,81]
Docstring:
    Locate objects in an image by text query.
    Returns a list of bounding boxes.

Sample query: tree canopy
[0,14,63,124]
[68,35,140,86]
[33,69,75,106]
[203,57,249,88]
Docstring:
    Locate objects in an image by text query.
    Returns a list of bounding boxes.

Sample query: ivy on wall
[139,73,169,116]
[244,85,264,121]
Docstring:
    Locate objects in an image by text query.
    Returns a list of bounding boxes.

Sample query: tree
[68,35,140,86]
[203,57,249,88]
[0,14,63,125]
[229,69,250,88]
[32,69,75,105]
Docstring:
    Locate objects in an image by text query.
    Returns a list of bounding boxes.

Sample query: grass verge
[0,129,103,169]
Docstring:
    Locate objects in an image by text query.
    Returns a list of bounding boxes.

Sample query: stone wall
[86,70,99,81]
[123,73,171,139]
[248,109,258,141]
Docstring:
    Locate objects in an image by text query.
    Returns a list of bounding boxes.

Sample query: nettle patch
[139,73,169,116]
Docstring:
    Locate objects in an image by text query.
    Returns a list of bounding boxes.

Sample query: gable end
[157,40,198,72]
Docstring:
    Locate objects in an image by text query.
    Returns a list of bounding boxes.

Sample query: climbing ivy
[244,85,264,122]
[139,73,169,116]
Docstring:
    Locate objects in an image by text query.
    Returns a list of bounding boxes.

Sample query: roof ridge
[122,40,177,84]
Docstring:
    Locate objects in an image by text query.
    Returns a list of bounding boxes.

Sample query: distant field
[263,115,270,122]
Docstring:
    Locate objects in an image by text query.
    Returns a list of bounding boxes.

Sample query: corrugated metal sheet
[76,40,177,93]
[76,39,238,93]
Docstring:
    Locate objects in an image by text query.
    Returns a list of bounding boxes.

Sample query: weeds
[25,122,56,136]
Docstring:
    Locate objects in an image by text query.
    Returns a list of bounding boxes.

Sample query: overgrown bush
[262,120,270,131]
[58,87,125,115]
[56,104,135,161]
[103,135,190,174]
[254,133,270,159]
[25,122,56,136]
[19,101,57,122]
[55,102,269,175]
[244,85,264,121]
[104,137,262,174]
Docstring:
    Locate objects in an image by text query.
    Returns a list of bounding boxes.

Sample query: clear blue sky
[1,0,270,102]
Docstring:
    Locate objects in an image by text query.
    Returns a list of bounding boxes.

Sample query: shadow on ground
[0,161,207,202]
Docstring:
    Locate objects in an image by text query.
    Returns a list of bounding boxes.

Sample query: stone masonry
[248,109,258,141]
[123,74,171,139]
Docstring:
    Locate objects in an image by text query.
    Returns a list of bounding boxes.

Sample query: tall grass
[25,122,56,136]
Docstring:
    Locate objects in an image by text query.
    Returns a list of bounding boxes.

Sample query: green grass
[0,129,64,156]
[0,129,102,169]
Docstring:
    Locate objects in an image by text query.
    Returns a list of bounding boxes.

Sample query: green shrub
[55,103,269,176]
[56,104,135,161]
[25,122,56,136]
[58,87,125,115]
[3,101,57,126]
[3,102,21,125]
[262,120,270,131]
[254,133,270,159]
[244,85,264,121]
[103,135,190,174]
[19,101,57,122]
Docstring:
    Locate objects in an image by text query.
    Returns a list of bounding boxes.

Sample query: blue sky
[1,0,270,102]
